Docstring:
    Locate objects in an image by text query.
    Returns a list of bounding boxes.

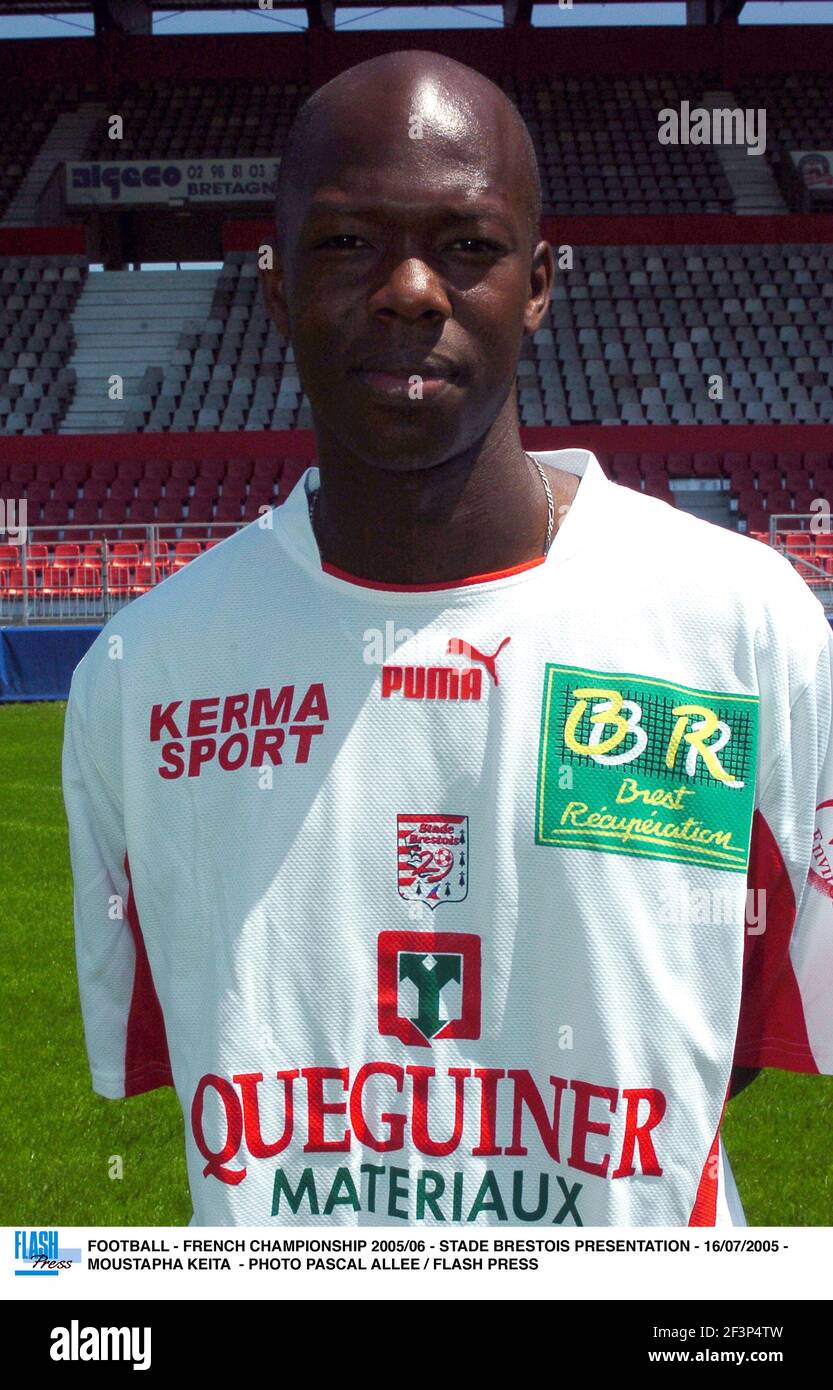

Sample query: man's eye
[315,235,365,250]
[448,238,504,254]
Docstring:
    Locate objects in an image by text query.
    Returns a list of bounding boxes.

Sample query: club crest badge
[397,814,468,909]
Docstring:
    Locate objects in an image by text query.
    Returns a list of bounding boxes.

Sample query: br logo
[377,931,481,1047]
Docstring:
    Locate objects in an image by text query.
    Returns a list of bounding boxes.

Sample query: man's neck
[309,425,578,587]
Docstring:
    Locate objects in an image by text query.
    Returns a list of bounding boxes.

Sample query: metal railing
[768,512,833,605]
[4,513,833,623]
[0,522,247,624]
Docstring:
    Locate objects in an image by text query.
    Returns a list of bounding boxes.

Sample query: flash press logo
[14,1229,81,1277]
[50,1321,151,1371]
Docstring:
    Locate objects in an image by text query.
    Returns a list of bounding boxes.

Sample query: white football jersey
[62,449,833,1227]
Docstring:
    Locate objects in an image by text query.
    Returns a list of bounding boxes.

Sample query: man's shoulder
[609,471,819,594]
[70,514,277,691]
[606,474,832,676]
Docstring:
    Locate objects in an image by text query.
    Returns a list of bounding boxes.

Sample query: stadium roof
[0,0,822,14]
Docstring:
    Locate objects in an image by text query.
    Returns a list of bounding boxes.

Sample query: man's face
[264,82,552,473]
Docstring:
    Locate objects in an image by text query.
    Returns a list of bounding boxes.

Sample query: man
[63,50,833,1228]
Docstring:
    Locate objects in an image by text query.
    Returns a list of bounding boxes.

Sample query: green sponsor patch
[535,664,759,873]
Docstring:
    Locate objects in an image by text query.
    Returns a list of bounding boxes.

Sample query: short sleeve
[62,647,172,1099]
[733,624,833,1075]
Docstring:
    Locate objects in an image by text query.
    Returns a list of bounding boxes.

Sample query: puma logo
[446,636,511,686]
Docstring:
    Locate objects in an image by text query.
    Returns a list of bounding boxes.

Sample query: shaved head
[262,45,555,482]
[275,50,542,259]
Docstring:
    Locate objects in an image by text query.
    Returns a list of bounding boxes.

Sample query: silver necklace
[308,450,554,556]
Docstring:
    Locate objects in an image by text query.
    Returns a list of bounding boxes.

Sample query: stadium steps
[701,91,787,216]
[59,269,219,433]
[2,103,109,225]
[671,480,736,530]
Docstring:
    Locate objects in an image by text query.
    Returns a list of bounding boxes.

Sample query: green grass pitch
[1,700,831,1227]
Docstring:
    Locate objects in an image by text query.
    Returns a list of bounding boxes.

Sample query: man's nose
[369,257,452,321]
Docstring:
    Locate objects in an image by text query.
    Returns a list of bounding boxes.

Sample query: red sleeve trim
[123,852,174,1096]
[688,1126,720,1226]
[732,808,818,1074]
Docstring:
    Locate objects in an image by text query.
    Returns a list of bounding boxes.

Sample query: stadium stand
[1,19,833,639]
[735,73,833,206]
[3,238,831,438]
[0,85,94,220]
[0,255,86,433]
[84,80,310,164]
[109,241,833,433]
[78,74,735,217]
[510,73,735,216]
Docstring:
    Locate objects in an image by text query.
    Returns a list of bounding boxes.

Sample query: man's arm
[733,612,833,1077]
[62,648,171,1099]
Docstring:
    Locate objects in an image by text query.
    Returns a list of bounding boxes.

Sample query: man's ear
[260,244,290,338]
[524,239,554,336]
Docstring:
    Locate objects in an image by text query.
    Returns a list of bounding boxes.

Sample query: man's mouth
[351,362,459,400]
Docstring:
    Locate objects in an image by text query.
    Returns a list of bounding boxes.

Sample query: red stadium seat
[63,459,90,486]
[112,541,139,557]
[199,458,226,481]
[72,499,101,527]
[226,459,254,484]
[171,458,197,483]
[187,498,213,523]
[216,498,243,522]
[53,479,78,505]
[142,460,171,484]
[277,458,308,496]
[41,565,71,597]
[136,477,164,500]
[110,476,136,501]
[107,563,133,598]
[157,499,185,525]
[100,499,129,525]
[24,481,51,508]
[72,565,101,598]
[10,460,36,485]
[82,477,108,503]
[219,476,247,500]
[89,458,118,483]
[35,460,62,485]
[129,499,158,524]
[25,543,49,576]
[132,562,155,595]
[53,543,80,569]
[1,566,24,597]
[193,475,219,498]
[115,460,143,483]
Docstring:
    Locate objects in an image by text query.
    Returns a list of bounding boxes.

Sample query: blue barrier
[0,626,102,702]
[1,618,832,704]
